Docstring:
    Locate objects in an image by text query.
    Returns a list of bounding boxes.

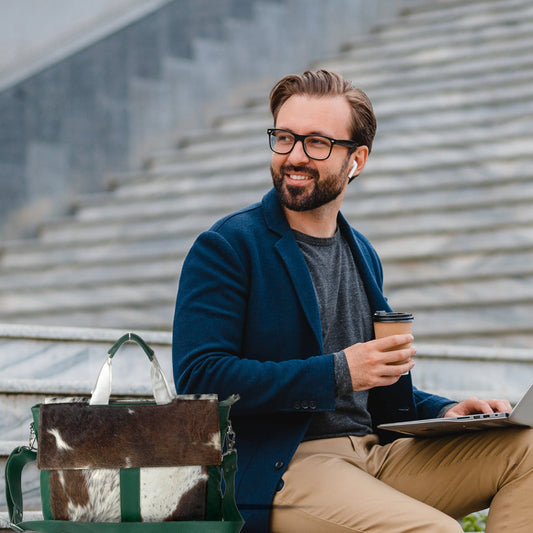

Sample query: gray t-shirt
[293,229,374,439]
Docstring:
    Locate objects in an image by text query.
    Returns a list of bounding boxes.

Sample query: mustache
[280,165,319,180]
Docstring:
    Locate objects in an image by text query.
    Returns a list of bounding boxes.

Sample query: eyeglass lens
[269,130,332,160]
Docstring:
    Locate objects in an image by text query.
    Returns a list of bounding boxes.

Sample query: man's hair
[269,69,376,152]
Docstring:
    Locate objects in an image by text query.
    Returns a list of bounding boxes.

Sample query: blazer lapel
[338,213,391,313]
[262,189,323,350]
[274,234,323,349]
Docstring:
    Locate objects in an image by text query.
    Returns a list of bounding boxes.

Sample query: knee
[507,428,533,464]
[494,427,533,484]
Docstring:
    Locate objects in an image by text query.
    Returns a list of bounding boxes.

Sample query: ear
[348,146,369,181]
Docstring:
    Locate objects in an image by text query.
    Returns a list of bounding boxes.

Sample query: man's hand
[444,397,512,417]
[344,334,416,391]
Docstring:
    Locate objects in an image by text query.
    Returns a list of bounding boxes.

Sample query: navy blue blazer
[173,188,453,533]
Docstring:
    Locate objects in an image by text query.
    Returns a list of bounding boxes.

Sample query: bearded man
[173,70,533,533]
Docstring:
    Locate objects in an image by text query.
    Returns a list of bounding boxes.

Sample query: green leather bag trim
[4,447,37,525]
[40,470,53,520]
[119,468,140,522]
[205,465,222,520]
[14,520,243,532]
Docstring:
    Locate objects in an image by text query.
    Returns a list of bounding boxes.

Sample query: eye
[307,136,330,148]
[276,132,294,144]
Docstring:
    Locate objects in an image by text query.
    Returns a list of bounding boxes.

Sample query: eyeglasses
[267,128,358,161]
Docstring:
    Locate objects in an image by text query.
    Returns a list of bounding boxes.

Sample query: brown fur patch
[164,474,207,521]
[38,398,221,470]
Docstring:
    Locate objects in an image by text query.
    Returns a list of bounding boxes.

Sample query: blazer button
[293,401,301,410]
[301,401,309,410]
[276,479,285,491]
[309,400,317,410]
[274,460,285,470]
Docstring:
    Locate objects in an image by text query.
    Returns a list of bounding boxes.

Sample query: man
[173,70,533,532]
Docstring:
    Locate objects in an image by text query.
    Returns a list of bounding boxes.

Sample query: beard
[271,158,350,212]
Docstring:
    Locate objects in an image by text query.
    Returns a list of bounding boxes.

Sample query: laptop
[378,383,533,437]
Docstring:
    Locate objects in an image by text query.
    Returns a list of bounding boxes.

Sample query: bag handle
[90,333,173,406]
[4,446,37,528]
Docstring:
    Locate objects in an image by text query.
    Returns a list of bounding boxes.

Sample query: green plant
[461,511,487,531]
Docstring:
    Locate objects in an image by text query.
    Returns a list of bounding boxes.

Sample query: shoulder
[206,188,288,243]
[185,191,283,272]
[210,201,264,236]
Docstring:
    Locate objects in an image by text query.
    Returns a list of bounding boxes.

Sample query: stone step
[104,167,270,202]
[374,0,533,41]
[148,90,533,167]
[375,223,533,263]
[213,80,533,136]
[1,193,532,291]
[408,304,533,347]
[1,156,531,268]
[4,256,533,334]
[390,277,533,312]
[61,186,264,226]
[1,192,526,279]
[26,171,533,251]
[149,106,533,167]
[0,282,177,317]
[0,234,193,270]
[0,183,528,274]
[339,1,533,61]
[330,16,533,76]
[20,182,533,256]
[0,304,174,331]
[383,250,533,293]
[2,228,533,295]
[0,325,173,390]
[0,256,181,292]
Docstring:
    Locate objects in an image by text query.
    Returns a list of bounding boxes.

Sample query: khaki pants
[270,428,533,532]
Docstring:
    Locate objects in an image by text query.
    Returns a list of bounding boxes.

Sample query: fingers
[380,356,415,378]
[373,334,414,352]
[344,339,416,391]
[486,399,512,413]
[445,397,512,417]
[471,398,512,414]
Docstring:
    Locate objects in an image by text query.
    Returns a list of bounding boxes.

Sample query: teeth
[289,174,311,180]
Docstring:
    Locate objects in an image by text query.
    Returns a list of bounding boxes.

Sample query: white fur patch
[140,466,207,522]
[47,429,74,451]
[207,431,221,449]
[67,469,121,522]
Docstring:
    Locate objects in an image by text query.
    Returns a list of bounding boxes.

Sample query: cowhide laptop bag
[4,333,243,533]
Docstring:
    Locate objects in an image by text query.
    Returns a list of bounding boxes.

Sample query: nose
[287,138,310,164]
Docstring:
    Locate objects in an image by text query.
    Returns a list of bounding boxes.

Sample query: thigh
[372,427,533,519]
[270,437,462,533]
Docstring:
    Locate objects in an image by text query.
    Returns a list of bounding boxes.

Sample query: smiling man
[172,70,533,533]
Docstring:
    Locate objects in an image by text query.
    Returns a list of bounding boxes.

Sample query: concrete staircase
[2,0,533,348]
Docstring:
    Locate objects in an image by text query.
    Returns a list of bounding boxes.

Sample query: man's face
[270,94,354,212]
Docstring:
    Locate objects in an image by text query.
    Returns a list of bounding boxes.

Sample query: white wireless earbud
[348,160,358,179]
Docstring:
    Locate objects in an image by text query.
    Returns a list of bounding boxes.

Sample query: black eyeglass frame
[267,128,358,160]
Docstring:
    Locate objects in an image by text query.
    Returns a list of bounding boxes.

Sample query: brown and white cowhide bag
[37,395,221,522]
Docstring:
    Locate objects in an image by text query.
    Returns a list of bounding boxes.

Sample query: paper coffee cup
[373,311,414,359]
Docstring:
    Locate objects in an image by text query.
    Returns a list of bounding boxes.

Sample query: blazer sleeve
[413,386,456,419]
[172,230,337,416]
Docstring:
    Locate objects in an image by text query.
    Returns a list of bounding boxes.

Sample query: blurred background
[1,1,533,525]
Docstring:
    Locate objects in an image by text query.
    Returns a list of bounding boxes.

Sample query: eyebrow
[276,127,335,138]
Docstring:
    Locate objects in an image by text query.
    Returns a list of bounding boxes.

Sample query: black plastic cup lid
[373,311,414,322]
